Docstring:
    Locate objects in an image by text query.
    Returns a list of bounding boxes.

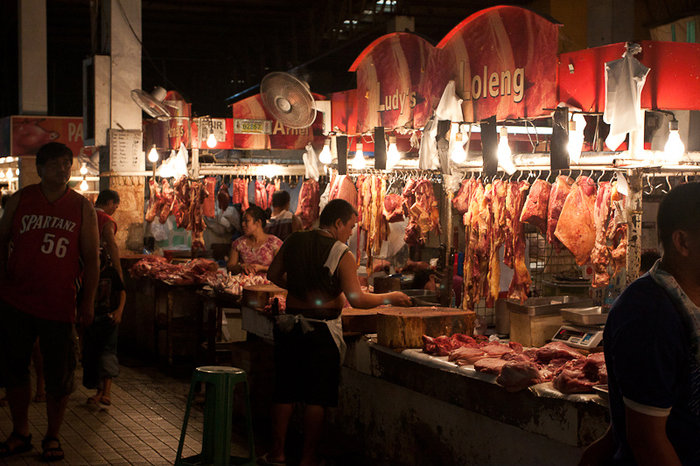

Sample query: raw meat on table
[534,341,583,363]
[497,360,544,392]
[474,357,508,375]
[448,347,486,366]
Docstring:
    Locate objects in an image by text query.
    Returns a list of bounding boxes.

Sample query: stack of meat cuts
[356,175,387,273]
[546,175,573,251]
[423,336,602,394]
[554,176,597,265]
[295,179,320,229]
[129,256,220,286]
[231,179,249,210]
[402,178,440,246]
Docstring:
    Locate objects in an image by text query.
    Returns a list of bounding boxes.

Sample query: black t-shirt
[604,274,700,464]
[95,266,125,316]
[280,230,347,304]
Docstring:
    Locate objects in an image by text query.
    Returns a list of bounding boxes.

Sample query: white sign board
[109,129,144,172]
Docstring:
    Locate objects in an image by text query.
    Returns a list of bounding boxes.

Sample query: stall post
[625,168,643,284]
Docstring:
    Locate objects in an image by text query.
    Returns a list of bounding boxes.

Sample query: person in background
[204,192,242,263]
[264,199,411,466]
[0,142,99,462]
[94,189,122,279]
[265,190,302,241]
[227,204,282,276]
[82,246,126,407]
[579,182,700,466]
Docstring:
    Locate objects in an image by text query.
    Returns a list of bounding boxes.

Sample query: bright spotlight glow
[206,129,217,148]
[319,141,332,164]
[664,121,685,163]
[147,145,159,163]
[387,136,401,169]
[450,132,467,164]
[352,143,366,170]
[79,163,88,175]
[79,178,89,191]
[497,127,516,175]
[567,114,586,164]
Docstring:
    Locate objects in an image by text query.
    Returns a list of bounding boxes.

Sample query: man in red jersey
[0,142,99,462]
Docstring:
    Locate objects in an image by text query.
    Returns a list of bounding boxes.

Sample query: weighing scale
[551,306,607,350]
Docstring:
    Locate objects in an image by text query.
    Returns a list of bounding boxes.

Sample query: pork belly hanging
[554,176,597,265]
[520,179,551,236]
[546,175,574,252]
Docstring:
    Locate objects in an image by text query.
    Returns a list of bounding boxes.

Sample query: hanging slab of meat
[452,178,473,214]
[203,177,217,218]
[555,176,597,265]
[231,179,249,210]
[508,181,532,303]
[254,180,268,209]
[383,194,404,222]
[295,179,320,230]
[145,177,163,223]
[329,174,358,209]
[546,175,574,252]
[462,181,487,311]
[217,182,230,211]
[590,182,613,288]
[520,179,551,236]
[173,175,191,229]
[190,181,208,254]
[266,182,276,208]
[402,178,440,246]
[158,179,175,224]
[607,182,628,278]
[491,179,508,245]
[496,360,545,392]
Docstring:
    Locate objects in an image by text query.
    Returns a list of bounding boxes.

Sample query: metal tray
[561,306,608,325]
[506,295,593,316]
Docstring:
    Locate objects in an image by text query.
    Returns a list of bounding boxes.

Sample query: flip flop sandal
[0,431,33,458]
[41,436,64,462]
[99,396,111,406]
[257,453,286,465]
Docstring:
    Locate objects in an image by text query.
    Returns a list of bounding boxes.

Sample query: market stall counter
[328,335,608,465]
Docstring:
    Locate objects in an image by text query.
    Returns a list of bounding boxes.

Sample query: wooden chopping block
[341,308,379,334]
[242,284,287,310]
[377,307,476,348]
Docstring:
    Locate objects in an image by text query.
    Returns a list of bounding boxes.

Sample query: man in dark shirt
[580,182,700,466]
[264,190,302,241]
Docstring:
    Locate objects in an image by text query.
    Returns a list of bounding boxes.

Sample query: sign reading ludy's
[345,5,560,132]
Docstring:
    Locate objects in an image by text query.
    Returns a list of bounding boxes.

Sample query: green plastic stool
[175,366,256,466]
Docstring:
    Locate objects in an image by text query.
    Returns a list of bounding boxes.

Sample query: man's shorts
[273,318,340,407]
[0,300,77,397]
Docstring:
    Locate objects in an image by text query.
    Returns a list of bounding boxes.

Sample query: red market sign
[558,40,700,112]
[344,6,560,133]
[231,93,326,150]
[2,116,85,157]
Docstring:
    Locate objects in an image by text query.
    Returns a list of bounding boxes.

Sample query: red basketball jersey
[96,209,117,238]
[1,184,84,322]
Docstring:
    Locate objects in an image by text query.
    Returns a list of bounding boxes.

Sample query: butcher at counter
[263,199,411,466]
[226,205,282,276]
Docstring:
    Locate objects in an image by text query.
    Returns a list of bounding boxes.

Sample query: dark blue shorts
[0,300,77,397]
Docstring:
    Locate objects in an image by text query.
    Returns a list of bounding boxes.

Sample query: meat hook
[643,176,654,195]
[661,175,672,194]
[597,170,605,184]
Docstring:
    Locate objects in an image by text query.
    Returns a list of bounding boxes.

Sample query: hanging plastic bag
[603,42,650,150]
[435,80,464,122]
[302,143,320,181]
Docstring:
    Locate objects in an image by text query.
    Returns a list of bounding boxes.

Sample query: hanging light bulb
[497,127,516,175]
[319,140,332,164]
[0,170,5,180]
[79,178,89,191]
[386,136,401,169]
[664,119,685,163]
[206,127,217,148]
[352,142,366,170]
[450,131,467,164]
[147,145,159,163]
[567,114,586,164]
[15,168,20,176]
[79,162,88,175]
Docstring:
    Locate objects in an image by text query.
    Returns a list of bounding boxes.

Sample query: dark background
[0,0,694,119]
